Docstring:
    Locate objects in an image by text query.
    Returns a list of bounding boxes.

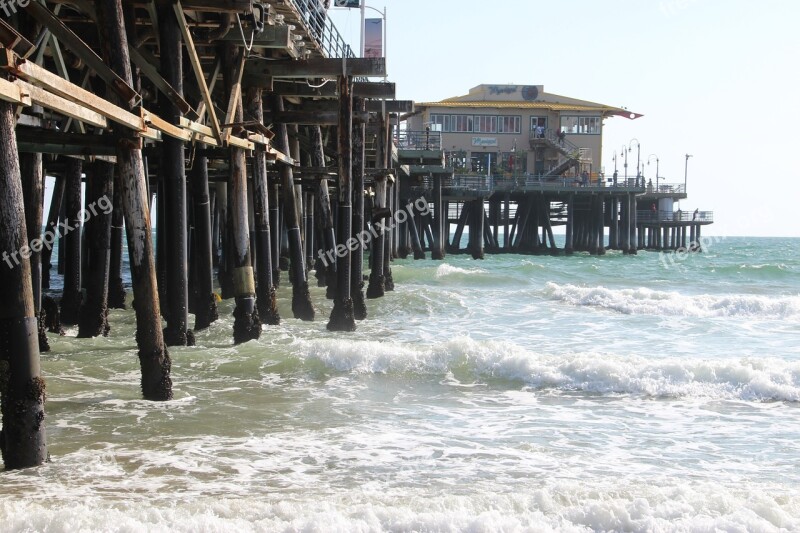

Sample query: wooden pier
[0,3,712,470]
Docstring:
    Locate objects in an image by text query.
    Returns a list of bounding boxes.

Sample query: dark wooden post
[20,153,48,351]
[108,168,127,309]
[432,174,445,259]
[246,87,279,326]
[383,178,395,291]
[351,97,367,319]
[190,145,219,329]
[565,194,574,254]
[0,91,48,469]
[327,76,356,331]
[597,195,606,255]
[60,158,82,325]
[158,0,191,345]
[222,44,260,343]
[269,95,314,320]
[77,160,113,338]
[96,0,172,400]
[629,194,638,255]
[471,199,485,259]
[310,126,336,294]
[367,175,386,299]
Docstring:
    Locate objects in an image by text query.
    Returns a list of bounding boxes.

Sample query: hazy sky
[329,0,800,236]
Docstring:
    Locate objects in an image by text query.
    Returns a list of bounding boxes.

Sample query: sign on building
[472,137,498,147]
[335,0,361,7]
[364,19,383,58]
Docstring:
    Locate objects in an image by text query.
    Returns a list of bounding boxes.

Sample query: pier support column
[383,175,395,290]
[597,195,606,255]
[351,98,367,319]
[60,159,83,325]
[270,96,314,321]
[246,87,279,326]
[0,96,47,469]
[97,0,172,400]
[470,199,485,260]
[328,76,356,331]
[629,195,638,255]
[190,146,219,330]
[159,1,191,346]
[78,160,113,338]
[432,174,445,260]
[20,153,48,351]
[311,126,336,295]
[108,168,127,309]
[565,194,575,254]
[222,45,260,343]
[367,175,386,299]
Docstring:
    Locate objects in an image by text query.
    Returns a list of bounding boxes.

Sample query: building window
[473,115,497,133]
[430,114,450,132]
[559,116,601,134]
[446,150,468,170]
[530,116,547,131]
[452,115,473,132]
[498,116,521,133]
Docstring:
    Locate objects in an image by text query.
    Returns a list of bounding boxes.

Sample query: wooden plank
[19,80,108,128]
[129,45,195,118]
[141,108,193,141]
[263,110,368,125]
[268,80,395,99]
[16,128,117,156]
[366,100,414,113]
[0,77,31,106]
[1,52,145,131]
[244,57,386,79]
[180,116,214,137]
[227,135,254,151]
[174,0,222,142]
[21,0,139,103]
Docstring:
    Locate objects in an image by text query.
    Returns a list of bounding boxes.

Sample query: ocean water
[2,237,800,532]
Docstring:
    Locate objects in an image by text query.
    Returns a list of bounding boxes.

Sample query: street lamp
[612,150,619,186]
[628,138,640,187]
[622,144,629,181]
[684,153,693,193]
[647,154,659,190]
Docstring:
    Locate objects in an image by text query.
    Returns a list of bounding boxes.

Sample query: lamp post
[684,153,693,193]
[622,144,629,181]
[628,138,640,187]
[612,150,619,186]
[647,154,659,191]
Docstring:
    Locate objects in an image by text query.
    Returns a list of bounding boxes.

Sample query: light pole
[684,153,693,193]
[647,154,659,191]
[628,138,640,187]
[612,150,619,186]
[622,144,628,181]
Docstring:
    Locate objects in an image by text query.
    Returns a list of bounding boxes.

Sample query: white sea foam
[543,282,800,319]
[2,481,798,532]
[294,336,800,401]
[435,263,489,279]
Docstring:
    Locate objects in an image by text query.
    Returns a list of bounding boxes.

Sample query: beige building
[405,84,641,181]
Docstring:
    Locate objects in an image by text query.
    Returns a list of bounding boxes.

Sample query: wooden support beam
[263,109,368,125]
[270,80,395,99]
[245,57,386,79]
[18,79,108,128]
[22,0,139,103]
[0,76,31,106]
[16,128,117,156]
[1,52,144,131]
[173,0,223,142]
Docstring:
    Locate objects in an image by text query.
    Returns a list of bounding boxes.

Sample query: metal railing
[642,182,686,194]
[441,174,645,193]
[637,210,714,223]
[395,130,442,151]
[530,128,587,160]
[288,0,356,59]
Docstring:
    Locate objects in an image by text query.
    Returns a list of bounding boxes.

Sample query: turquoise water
[2,237,799,531]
